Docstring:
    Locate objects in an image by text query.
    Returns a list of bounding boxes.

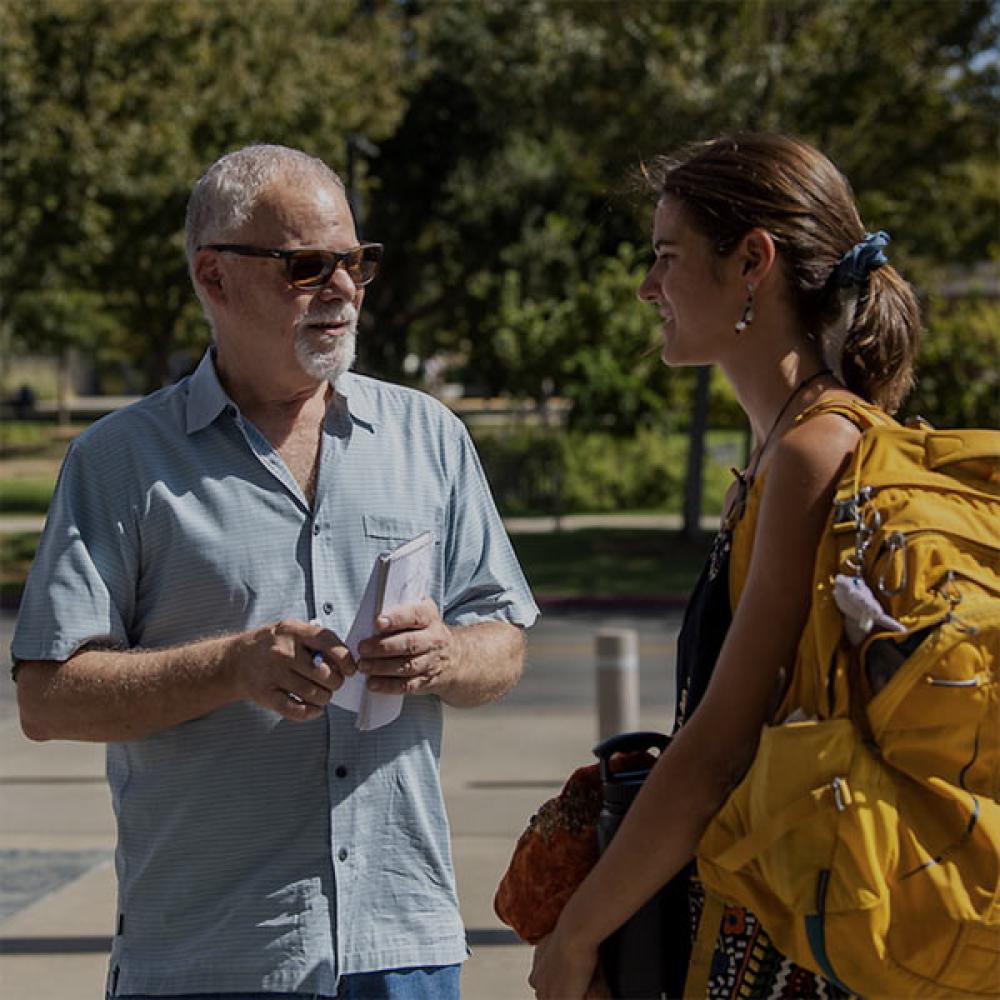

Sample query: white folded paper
[329,531,435,731]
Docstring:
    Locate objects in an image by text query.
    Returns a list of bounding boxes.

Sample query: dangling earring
[735,282,755,335]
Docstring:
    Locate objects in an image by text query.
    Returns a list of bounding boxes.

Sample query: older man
[13,144,537,999]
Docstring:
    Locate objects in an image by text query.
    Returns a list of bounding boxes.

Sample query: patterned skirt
[690,879,853,1000]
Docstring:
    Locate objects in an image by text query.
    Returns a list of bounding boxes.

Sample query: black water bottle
[594,731,692,1000]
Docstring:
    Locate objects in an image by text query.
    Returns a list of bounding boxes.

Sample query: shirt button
[337,848,349,862]
[323,601,334,615]
[312,523,321,535]
[335,765,348,778]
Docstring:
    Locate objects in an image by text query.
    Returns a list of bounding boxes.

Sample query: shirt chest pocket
[362,512,443,546]
[362,511,446,601]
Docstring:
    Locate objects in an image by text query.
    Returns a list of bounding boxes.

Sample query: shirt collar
[185,347,232,434]
[332,371,377,432]
[185,348,377,435]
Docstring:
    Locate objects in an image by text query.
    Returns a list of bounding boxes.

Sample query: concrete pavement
[0,609,682,999]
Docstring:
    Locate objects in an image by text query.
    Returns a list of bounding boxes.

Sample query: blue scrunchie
[831,230,891,288]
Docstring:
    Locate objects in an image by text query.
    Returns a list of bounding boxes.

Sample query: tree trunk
[683,366,711,540]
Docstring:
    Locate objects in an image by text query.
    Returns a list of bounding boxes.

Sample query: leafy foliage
[2,0,997,432]
[903,296,1000,428]
[473,424,684,515]
[472,425,740,516]
[362,0,999,433]
[1,0,413,389]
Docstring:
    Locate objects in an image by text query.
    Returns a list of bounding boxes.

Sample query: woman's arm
[529,413,860,999]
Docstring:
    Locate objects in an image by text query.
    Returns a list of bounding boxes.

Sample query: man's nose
[318,262,356,300]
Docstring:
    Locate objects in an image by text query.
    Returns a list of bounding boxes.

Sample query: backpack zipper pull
[936,571,980,635]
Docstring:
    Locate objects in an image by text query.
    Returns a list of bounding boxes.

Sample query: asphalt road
[0,604,683,999]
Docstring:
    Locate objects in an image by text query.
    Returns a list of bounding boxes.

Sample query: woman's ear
[738,228,778,285]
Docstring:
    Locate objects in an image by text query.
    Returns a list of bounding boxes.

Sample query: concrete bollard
[595,628,640,741]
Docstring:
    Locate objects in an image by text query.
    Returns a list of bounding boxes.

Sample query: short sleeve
[441,423,539,630]
[11,436,138,665]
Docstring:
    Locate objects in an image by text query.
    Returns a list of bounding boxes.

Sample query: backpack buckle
[833,498,860,526]
[831,777,850,811]
[833,487,875,527]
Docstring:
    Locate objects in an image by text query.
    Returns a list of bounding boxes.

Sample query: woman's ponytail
[817,233,921,413]
[840,264,921,413]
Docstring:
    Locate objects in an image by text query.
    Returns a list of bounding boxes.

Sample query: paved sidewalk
[0,514,47,535]
[0,705,679,1000]
[0,609,681,999]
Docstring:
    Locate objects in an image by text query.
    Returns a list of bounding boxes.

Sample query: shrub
[472,426,684,515]
[902,296,1000,428]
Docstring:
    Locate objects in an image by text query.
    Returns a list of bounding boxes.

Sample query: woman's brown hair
[644,133,921,412]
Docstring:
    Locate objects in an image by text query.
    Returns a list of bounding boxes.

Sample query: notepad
[330,531,435,731]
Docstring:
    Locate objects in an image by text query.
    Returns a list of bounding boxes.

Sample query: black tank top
[674,530,735,730]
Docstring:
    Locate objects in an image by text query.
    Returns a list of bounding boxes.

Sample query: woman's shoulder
[788,390,867,452]
[796,392,890,434]
[765,393,866,507]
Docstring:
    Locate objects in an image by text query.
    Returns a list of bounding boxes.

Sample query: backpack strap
[794,398,894,433]
[683,888,726,999]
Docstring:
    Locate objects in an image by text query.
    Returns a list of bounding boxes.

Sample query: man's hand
[236,619,354,720]
[356,597,454,696]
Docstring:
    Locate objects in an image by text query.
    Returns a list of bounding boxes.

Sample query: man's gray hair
[185,144,345,304]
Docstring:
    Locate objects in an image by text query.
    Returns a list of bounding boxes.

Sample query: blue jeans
[114,964,462,999]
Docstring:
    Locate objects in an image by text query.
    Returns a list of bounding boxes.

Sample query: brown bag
[494,751,655,944]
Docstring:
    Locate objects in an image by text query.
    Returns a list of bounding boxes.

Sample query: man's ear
[738,228,778,285]
[193,249,227,305]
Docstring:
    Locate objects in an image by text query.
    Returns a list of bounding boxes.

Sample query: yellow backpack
[696,404,1000,999]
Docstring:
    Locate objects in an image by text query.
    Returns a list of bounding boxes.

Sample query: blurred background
[0,4,997,995]
[1,0,998,597]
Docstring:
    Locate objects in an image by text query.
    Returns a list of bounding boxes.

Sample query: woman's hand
[528,926,604,1000]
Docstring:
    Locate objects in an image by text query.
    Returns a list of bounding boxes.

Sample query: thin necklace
[708,366,830,580]
[724,367,832,529]
[743,367,832,485]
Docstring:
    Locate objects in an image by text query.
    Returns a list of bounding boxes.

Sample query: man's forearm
[436,620,525,708]
[16,636,241,743]
[17,619,354,743]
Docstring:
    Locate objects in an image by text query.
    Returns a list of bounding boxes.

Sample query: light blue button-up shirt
[12,349,538,996]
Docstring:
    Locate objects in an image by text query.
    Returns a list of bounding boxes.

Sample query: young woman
[528,133,921,999]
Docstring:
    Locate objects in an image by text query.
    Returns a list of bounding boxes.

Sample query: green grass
[0,479,55,514]
[0,419,86,456]
[0,433,742,518]
[0,420,82,514]
[0,420,731,601]
[0,528,707,604]
[511,528,709,598]
[0,531,40,603]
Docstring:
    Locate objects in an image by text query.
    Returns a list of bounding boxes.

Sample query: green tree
[904,295,1000,428]
[361,0,996,530]
[488,243,673,431]
[2,0,996,523]
[1,0,412,391]
[365,0,997,395]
